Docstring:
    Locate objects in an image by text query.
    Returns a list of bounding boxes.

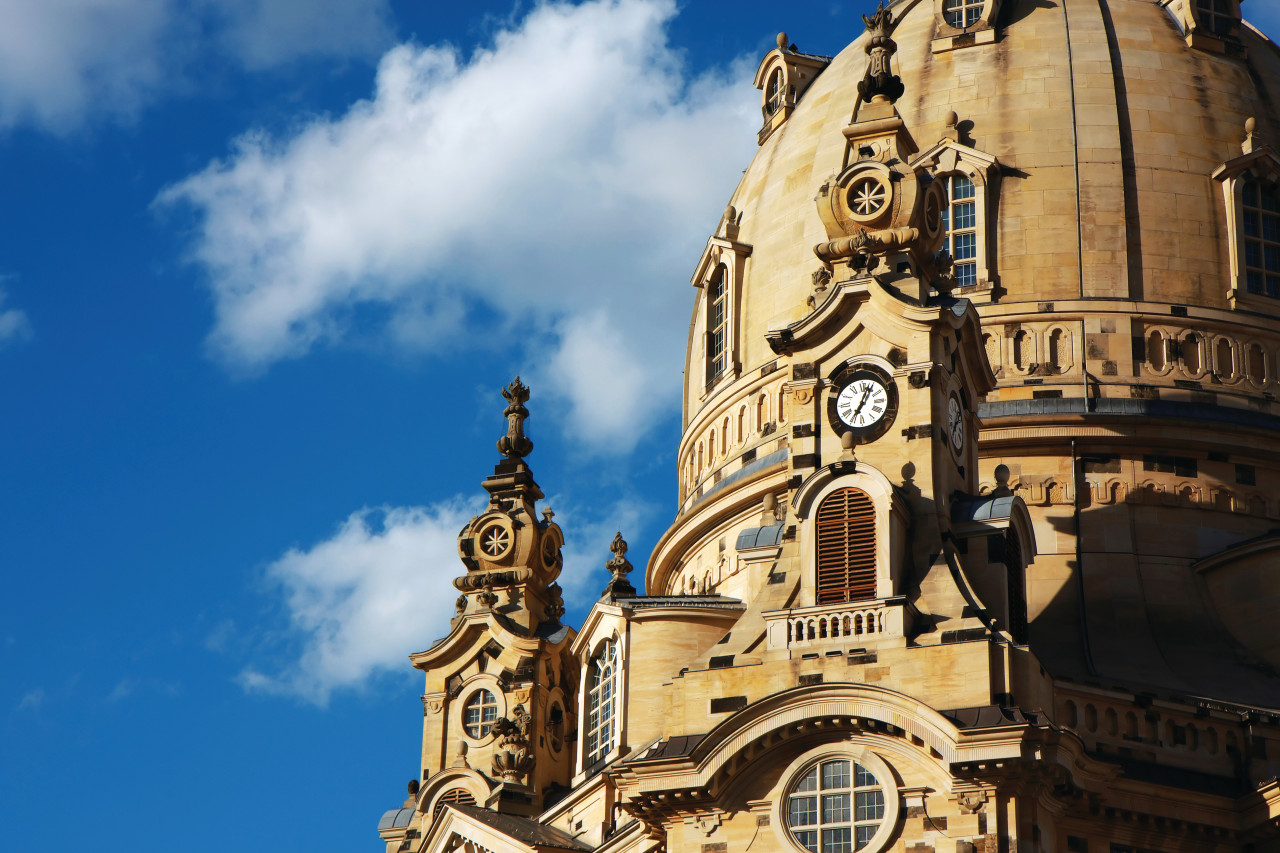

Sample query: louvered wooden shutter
[815,488,877,603]
[433,788,476,820]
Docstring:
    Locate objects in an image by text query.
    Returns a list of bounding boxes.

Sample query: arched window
[815,488,877,604]
[706,264,729,384]
[433,788,477,821]
[765,68,785,117]
[585,639,618,767]
[785,758,886,853]
[943,0,983,29]
[1242,180,1280,297]
[941,174,978,288]
[1005,528,1028,644]
[463,689,498,738]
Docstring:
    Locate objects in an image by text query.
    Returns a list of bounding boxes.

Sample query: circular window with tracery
[848,177,888,218]
[478,522,512,558]
[785,758,888,853]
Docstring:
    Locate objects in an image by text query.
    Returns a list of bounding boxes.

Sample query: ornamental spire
[857,2,904,104]
[496,376,534,460]
[600,532,637,600]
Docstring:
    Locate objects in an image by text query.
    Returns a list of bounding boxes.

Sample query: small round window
[463,689,498,738]
[786,759,886,852]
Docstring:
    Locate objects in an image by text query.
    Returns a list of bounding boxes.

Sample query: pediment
[423,804,590,853]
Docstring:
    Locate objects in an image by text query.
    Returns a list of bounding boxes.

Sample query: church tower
[379,3,1280,853]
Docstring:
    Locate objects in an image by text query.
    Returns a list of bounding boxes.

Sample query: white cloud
[160,0,759,451]
[242,492,653,704]
[0,0,391,132]
[16,688,45,712]
[241,501,480,704]
[0,289,31,346]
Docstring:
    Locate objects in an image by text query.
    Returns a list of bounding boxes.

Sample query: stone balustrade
[763,598,911,652]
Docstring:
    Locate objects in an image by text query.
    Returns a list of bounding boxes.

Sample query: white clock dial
[836,378,890,429]
[947,396,965,452]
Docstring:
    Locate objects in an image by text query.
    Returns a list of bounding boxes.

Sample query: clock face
[827,366,898,443]
[836,378,890,429]
[946,395,965,454]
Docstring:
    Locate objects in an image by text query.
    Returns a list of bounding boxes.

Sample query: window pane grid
[787,760,886,853]
[944,175,979,288]
[585,640,618,765]
[943,0,983,28]
[707,265,728,383]
[1243,181,1280,298]
[463,689,498,738]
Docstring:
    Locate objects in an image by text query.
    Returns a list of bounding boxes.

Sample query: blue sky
[3,2,1279,851]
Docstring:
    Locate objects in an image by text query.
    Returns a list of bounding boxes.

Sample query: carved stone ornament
[793,387,814,406]
[490,704,535,783]
[600,532,638,600]
[496,376,534,460]
[858,3,904,104]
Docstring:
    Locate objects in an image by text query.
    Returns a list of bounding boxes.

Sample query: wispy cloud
[0,289,31,346]
[0,0,392,133]
[241,490,653,705]
[16,688,45,712]
[159,0,758,452]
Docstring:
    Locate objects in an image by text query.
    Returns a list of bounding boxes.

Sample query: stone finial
[777,32,789,52]
[452,740,470,769]
[944,110,960,141]
[840,430,856,458]
[761,492,780,525]
[993,464,1013,497]
[600,532,637,600]
[858,2,904,104]
[723,204,737,224]
[496,376,534,460]
[1244,116,1258,154]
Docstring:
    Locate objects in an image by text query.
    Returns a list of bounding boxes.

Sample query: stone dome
[654,0,1280,708]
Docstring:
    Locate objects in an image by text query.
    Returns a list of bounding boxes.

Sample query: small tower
[395,379,578,850]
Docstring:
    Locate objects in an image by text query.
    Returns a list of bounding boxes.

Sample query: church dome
[655,0,1280,706]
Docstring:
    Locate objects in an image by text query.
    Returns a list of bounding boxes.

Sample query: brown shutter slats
[815,488,877,603]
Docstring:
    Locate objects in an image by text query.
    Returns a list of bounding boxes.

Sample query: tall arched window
[942,174,978,288]
[706,264,729,384]
[815,488,877,604]
[585,639,618,767]
[1242,180,1280,297]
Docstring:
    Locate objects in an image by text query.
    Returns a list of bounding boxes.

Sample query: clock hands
[851,385,872,420]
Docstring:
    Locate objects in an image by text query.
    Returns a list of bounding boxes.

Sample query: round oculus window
[477,522,512,558]
[848,176,888,218]
[786,758,887,853]
[462,688,499,739]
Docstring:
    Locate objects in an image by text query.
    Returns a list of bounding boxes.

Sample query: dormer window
[584,638,618,767]
[941,174,979,288]
[1211,128,1280,312]
[1242,179,1280,297]
[932,0,1002,51]
[753,34,831,145]
[1196,0,1236,36]
[707,264,728,384]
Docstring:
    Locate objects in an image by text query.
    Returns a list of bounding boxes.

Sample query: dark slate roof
[377,807,416,830]
[618,595,743,610]
[942,705,1040,729]
[1105,756,1246,798]
[951,494,1018,525]
[632,733,708,761]
[693,447,788,509]
[736,522,786,550]
[449,804,591,851]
